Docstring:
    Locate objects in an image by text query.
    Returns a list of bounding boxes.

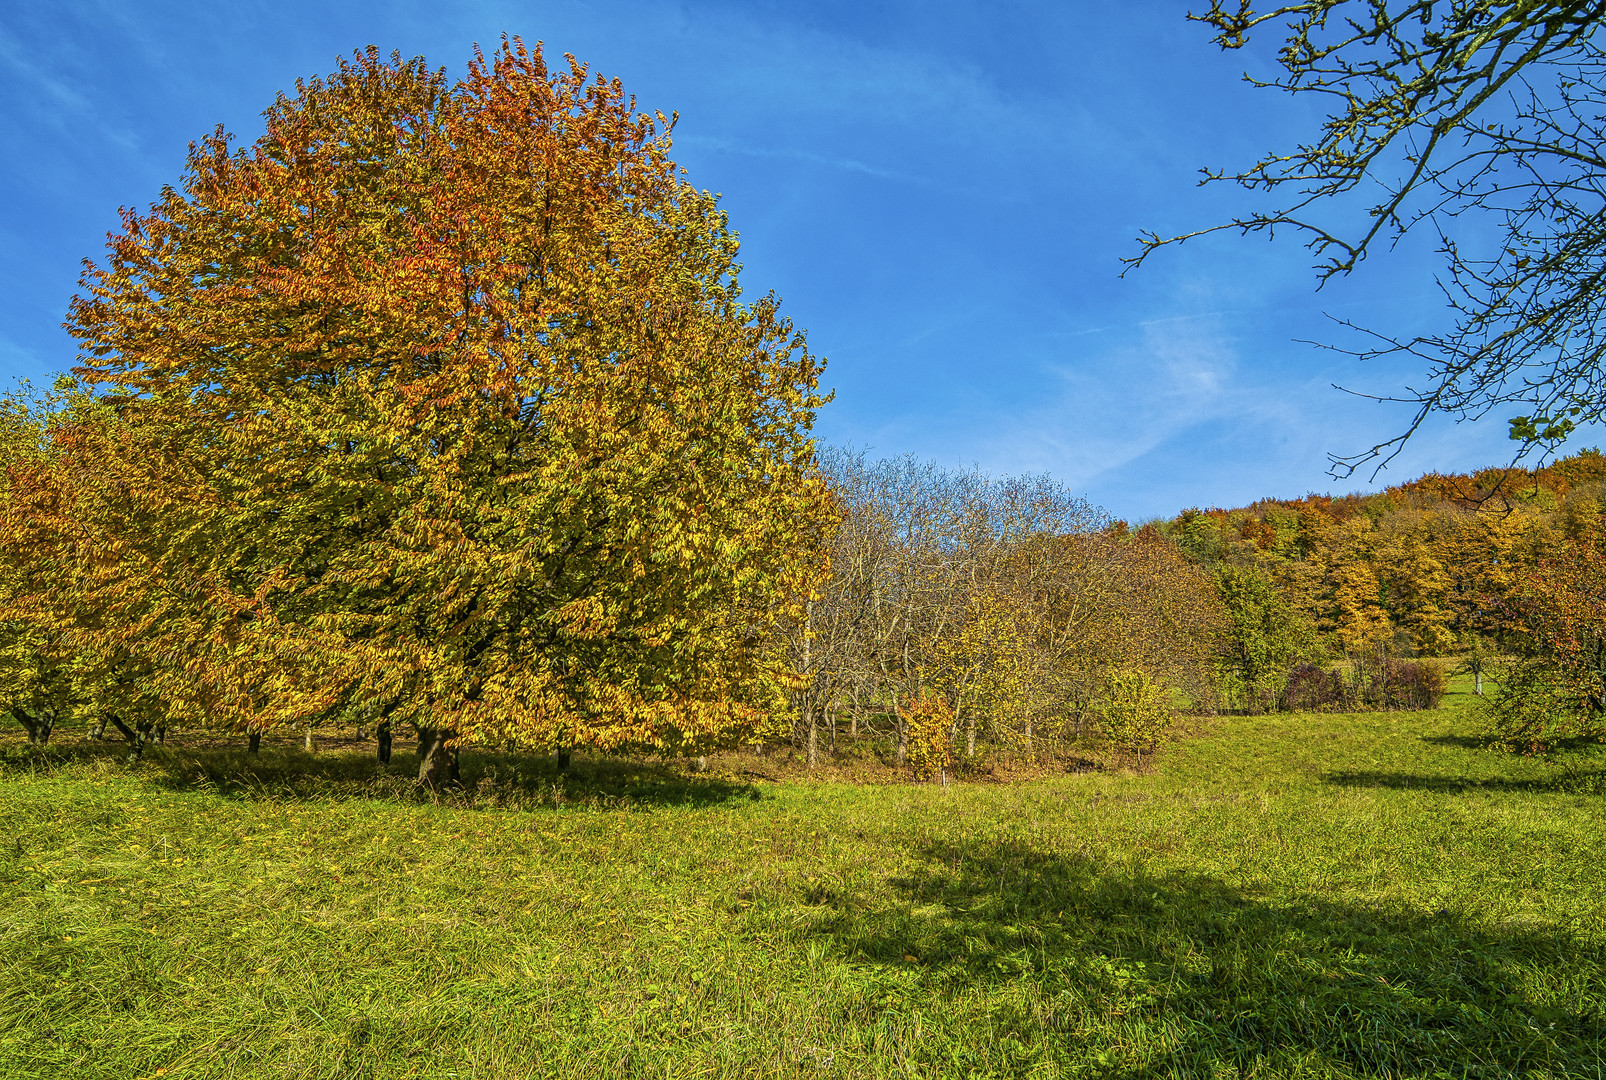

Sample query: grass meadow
[1,682,1603,1078]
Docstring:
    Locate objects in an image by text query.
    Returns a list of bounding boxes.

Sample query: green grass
[1,691,1603,1078]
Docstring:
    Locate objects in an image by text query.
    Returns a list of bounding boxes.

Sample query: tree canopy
[17,41,832,781]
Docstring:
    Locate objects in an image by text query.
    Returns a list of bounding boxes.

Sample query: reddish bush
[1277,654,1445,713]
[1282,662,1347,711]
[1359,654,1446,711]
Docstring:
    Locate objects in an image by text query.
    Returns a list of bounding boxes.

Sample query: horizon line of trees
[8,382,1605,770]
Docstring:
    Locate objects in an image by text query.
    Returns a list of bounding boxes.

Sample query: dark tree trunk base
[248,732,261,754]
[417,729,460,788]
[103,716,146,759]
[13,709,53,746]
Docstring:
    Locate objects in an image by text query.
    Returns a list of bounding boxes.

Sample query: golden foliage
[24,42,831,760]
[899,690,954,781]
[1165,449,1606,659]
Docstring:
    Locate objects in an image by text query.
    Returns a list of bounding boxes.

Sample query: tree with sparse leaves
[1131,2,1606,474]
[1490,519,1606,748]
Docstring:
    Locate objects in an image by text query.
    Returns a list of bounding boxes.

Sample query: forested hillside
[1153,450,1606,748]
[1163,449,1606,657]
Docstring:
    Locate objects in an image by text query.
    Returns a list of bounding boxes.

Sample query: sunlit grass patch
[1,695,1602,1077]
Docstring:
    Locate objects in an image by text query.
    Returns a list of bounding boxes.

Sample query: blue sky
[0,1,1575,521]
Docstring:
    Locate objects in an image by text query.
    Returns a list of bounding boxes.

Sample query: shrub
[1480,660,1603,753]
[1357,653,1446,711]
[1276,654,1445,713]
[900,691,955,781]
[1097,671,1175,762]
[1281,662,1347,712]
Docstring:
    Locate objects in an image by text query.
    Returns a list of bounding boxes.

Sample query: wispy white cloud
[0,22,142,151]
[0,27,90,115]
[514,0,1093,203]
[986,314,1248,483]
[0,331,49,382]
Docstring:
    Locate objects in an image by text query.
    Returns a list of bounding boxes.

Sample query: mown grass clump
[1,688,1602,1077]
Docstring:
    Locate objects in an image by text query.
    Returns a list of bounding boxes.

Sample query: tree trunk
[248,732,261,754]
[417,728,460,788]
[966,712,976,759]
[90,717,107,741]
[126,720,157,761]
[806,704,818,768]
[556,745,572,771]
[303,729,316,752]
[377,721,392,764]
[830,711,837,755]
[1475,669,1483,695]
[13,708,52,746]
[895,705,907,767]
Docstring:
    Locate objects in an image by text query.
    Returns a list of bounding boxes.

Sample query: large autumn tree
[62,41,831,783]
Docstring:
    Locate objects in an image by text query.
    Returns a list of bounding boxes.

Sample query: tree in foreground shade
[63,41,831,782]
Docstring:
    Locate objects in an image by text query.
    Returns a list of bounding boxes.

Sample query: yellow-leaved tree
[63,41,831,784]
[0,383,83,746]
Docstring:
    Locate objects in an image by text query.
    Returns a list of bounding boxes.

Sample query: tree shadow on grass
[1424,731,1606,756]
[0,740,759,810]
[813,840,1605,1077]
[1420,733,1492,750]
[1322,768,1606,795]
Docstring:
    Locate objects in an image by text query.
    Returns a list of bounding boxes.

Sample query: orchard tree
[4,378,341,754]
[0,385,70,744]
[66,41,831,784]
[1132,2,1606,473]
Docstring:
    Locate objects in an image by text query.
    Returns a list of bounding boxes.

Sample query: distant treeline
[1155,450,1606,742]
